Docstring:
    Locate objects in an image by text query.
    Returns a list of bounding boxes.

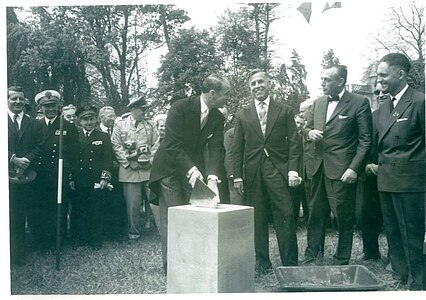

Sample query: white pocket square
[396,118,408,122]
[338,115,349,119]
[207,134,213,139]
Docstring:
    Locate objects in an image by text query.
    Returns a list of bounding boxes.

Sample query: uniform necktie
[258,101,267,136]
[85,131,89,137]
[135,120,139,128]
[108,127,112,136]
[13,114,19,130]
[47,120,52,126]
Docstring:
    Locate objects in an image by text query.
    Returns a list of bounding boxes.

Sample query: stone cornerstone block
[167,204,255,293]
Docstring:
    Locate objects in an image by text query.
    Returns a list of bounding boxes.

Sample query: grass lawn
[10,222,407,295]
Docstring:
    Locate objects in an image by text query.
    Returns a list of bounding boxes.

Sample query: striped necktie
[258,101,267,136]
[13,114,19,130]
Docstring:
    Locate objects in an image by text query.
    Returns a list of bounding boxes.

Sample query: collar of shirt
[100,123,109,133]
[392,84,409,106]
[83,128,95,137]
[8,110,24,122]
[329,89,345,101]
[45,116,57,126]
[200,95,209,116]
[255,97,270,108]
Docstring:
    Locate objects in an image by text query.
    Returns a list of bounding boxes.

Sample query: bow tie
[328,95,340,102]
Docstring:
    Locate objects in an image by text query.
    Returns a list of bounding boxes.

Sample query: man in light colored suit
[303,65,372,265]
[111,97,158,240]
[233,69,301,274]
[375,53,425,290]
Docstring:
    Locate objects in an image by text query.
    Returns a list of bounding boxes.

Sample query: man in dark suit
[30,90,78,251]
[375,53,425,290]
[72,105,113,249]
[358,84,389,262]
[233,70,301,274]
[98,106,126,241]
[303,65,372,265]
[8,86,43,265]
[149,74,230,273]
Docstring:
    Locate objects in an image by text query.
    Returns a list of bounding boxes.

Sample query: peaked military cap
[35,90,61,106]
[76,105,98,119]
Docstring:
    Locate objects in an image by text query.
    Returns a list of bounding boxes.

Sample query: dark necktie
[108,127,112,136]
[47,120,52,126]
[390,97,396,111]
[85,131,89,137]
[13,114,19,130]
[135,121,139,128]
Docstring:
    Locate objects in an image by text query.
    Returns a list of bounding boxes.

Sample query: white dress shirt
[391,84,409,108]
[8,110,24,129]
[326,89,346,122]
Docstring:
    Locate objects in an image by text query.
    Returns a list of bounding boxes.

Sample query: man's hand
[288,175,302,187]
[308,129,323,141]
[12,157,30,170]
[129,161,142,170]
[99,179,108,189]
[234,181,244,195]
[188,169,203,188]
[365,163,378,176]
[207,178,220,203]
[341,168,358,184]
[69,180,75,191]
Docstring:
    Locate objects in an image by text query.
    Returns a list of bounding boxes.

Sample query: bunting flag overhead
[322,2,342,13]
[297,2,312,23]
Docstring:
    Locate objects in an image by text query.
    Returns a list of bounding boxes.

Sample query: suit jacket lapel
[8,114,18,136]
[264,99,280,139]
[18,115,30,140]
[246,101,264,139]
[326,92,349,124]
[378,88,413,144]
[191,96,202,140]
[314,97,328,130]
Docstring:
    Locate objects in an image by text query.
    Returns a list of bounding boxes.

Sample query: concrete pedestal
[167,204,255,293]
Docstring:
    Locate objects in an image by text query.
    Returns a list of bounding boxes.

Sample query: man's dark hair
[326,65,348,83]
[380,53,411,73]
[247,69,269,82]
[7,86,24,98]
[201,73,228,94]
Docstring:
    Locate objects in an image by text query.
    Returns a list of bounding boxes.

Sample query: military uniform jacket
[111,113,158,183]
[74,128,113,189]
[375,86,425,192]
[34,117,78,188]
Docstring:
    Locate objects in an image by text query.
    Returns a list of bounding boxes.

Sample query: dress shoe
[356,253,381,261]
[255,263,272,276]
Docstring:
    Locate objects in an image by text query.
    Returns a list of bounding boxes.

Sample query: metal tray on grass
[275,265,385,292]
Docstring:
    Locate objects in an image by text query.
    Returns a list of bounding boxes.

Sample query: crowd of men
[8,52,425,290]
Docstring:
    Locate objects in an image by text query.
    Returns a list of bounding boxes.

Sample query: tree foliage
[367,1,425,92]
[321,48,341,68]
[155,27,223,106]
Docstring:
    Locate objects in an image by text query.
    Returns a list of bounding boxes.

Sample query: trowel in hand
[189,178,218,208]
